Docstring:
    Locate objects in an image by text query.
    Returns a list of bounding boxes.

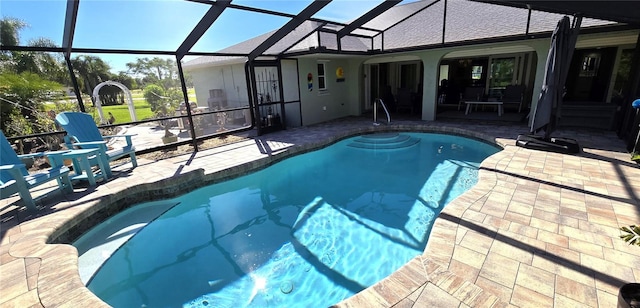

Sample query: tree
[0,17,27,47]
[0,18,67,82]
[99,72,138,106]
[0,18,27,70]
[114,72,137,90]
[183,71,194,88]
[13,38,68,84]
[143,84,180,115]
[0,17,70,137]
[70,55,124,105]
[126,57,178,89]
[0,72,63,135]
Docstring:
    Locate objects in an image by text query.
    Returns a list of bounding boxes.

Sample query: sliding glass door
[488,57,516,98]
[487,54,532,100]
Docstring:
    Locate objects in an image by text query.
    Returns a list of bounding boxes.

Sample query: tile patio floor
[1,116,639,307]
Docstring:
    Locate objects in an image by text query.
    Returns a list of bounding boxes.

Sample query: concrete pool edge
[8,123,508,307]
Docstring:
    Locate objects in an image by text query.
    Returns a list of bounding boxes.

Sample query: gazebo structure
[91,80,137,124]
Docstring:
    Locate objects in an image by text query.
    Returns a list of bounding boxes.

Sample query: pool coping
[5,124,508,307]
[7,118,635,307]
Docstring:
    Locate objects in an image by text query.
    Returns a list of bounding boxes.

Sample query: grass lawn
[47,87,198,125]
[130,87,197,102]
[103,101,155,123]
[105,87,196,124]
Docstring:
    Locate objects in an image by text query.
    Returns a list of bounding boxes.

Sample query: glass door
[365,64,379,111]
[488,57,516,99]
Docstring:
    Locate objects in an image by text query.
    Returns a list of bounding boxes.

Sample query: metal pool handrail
[373,98,391,126]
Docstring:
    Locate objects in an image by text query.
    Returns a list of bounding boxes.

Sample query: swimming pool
[75,132,500,307]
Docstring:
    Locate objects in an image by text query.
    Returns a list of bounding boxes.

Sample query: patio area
[1,116,639,307]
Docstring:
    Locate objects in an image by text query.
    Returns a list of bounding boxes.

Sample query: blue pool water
[79,133,500,307]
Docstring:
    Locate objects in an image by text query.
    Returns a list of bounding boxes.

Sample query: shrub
[143,84,166,114]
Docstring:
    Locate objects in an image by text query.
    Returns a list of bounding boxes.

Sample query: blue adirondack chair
[0,131,73,210]
[55,112,138,178]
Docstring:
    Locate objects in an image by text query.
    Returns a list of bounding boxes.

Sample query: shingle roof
[183,0,618,69]
[182,55,245,70]
[362,0,436,31]
[378,0,614,50]
[184,21,324,69]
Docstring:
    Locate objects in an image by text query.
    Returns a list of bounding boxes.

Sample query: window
[439,64,449,84]
[400,64,418,91]
[580,54,600,77]
[471,65,483,80]
[613,49,633,100]
[317,63,326,90]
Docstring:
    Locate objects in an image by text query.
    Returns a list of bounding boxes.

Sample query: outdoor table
[465,101,503,116]
[49,149,107,186]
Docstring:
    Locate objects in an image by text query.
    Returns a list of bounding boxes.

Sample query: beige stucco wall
[185,29,637,128]
[358,40,545,122]
[419,39,550,122]
[296,57,363,126]
[418,51,449,121]
[413,30,638,123]
[188,63,249,110]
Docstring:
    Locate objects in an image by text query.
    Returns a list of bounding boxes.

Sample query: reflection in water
[86,133,499,307]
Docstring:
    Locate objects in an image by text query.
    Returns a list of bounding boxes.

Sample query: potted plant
[618,226,640,308]
[161,123,178,144]
[188,117,204,138]
[188,102,205,138]
[156,105,178,144]
[216,109,228,132]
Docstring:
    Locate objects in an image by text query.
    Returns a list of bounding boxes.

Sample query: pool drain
[280,281,293,294]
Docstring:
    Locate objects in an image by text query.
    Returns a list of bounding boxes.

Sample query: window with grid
[317,63,327,90]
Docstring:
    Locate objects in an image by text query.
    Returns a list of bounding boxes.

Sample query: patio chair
[458,87,485,110]
[502,84,526,113]
[55,112,137,178]
[396,87,414,114]
[0,130,73,210]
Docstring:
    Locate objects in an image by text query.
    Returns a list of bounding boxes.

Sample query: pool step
[348,133,420,149]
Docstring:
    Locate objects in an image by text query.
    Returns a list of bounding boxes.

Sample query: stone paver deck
[1,117,639,307]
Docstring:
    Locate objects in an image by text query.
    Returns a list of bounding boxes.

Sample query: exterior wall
[186,30,637,129]
[188,58,363,128]
[281,59,302,127]
[296,57,362,126]
[188,63,249,110]
[358,30,639,125]
[281,59,300,103]
[346,58,365,116]
[359,39,552,121]
[418,51,449,121]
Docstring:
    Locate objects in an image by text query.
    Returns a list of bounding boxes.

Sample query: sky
[1,0,412,73]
